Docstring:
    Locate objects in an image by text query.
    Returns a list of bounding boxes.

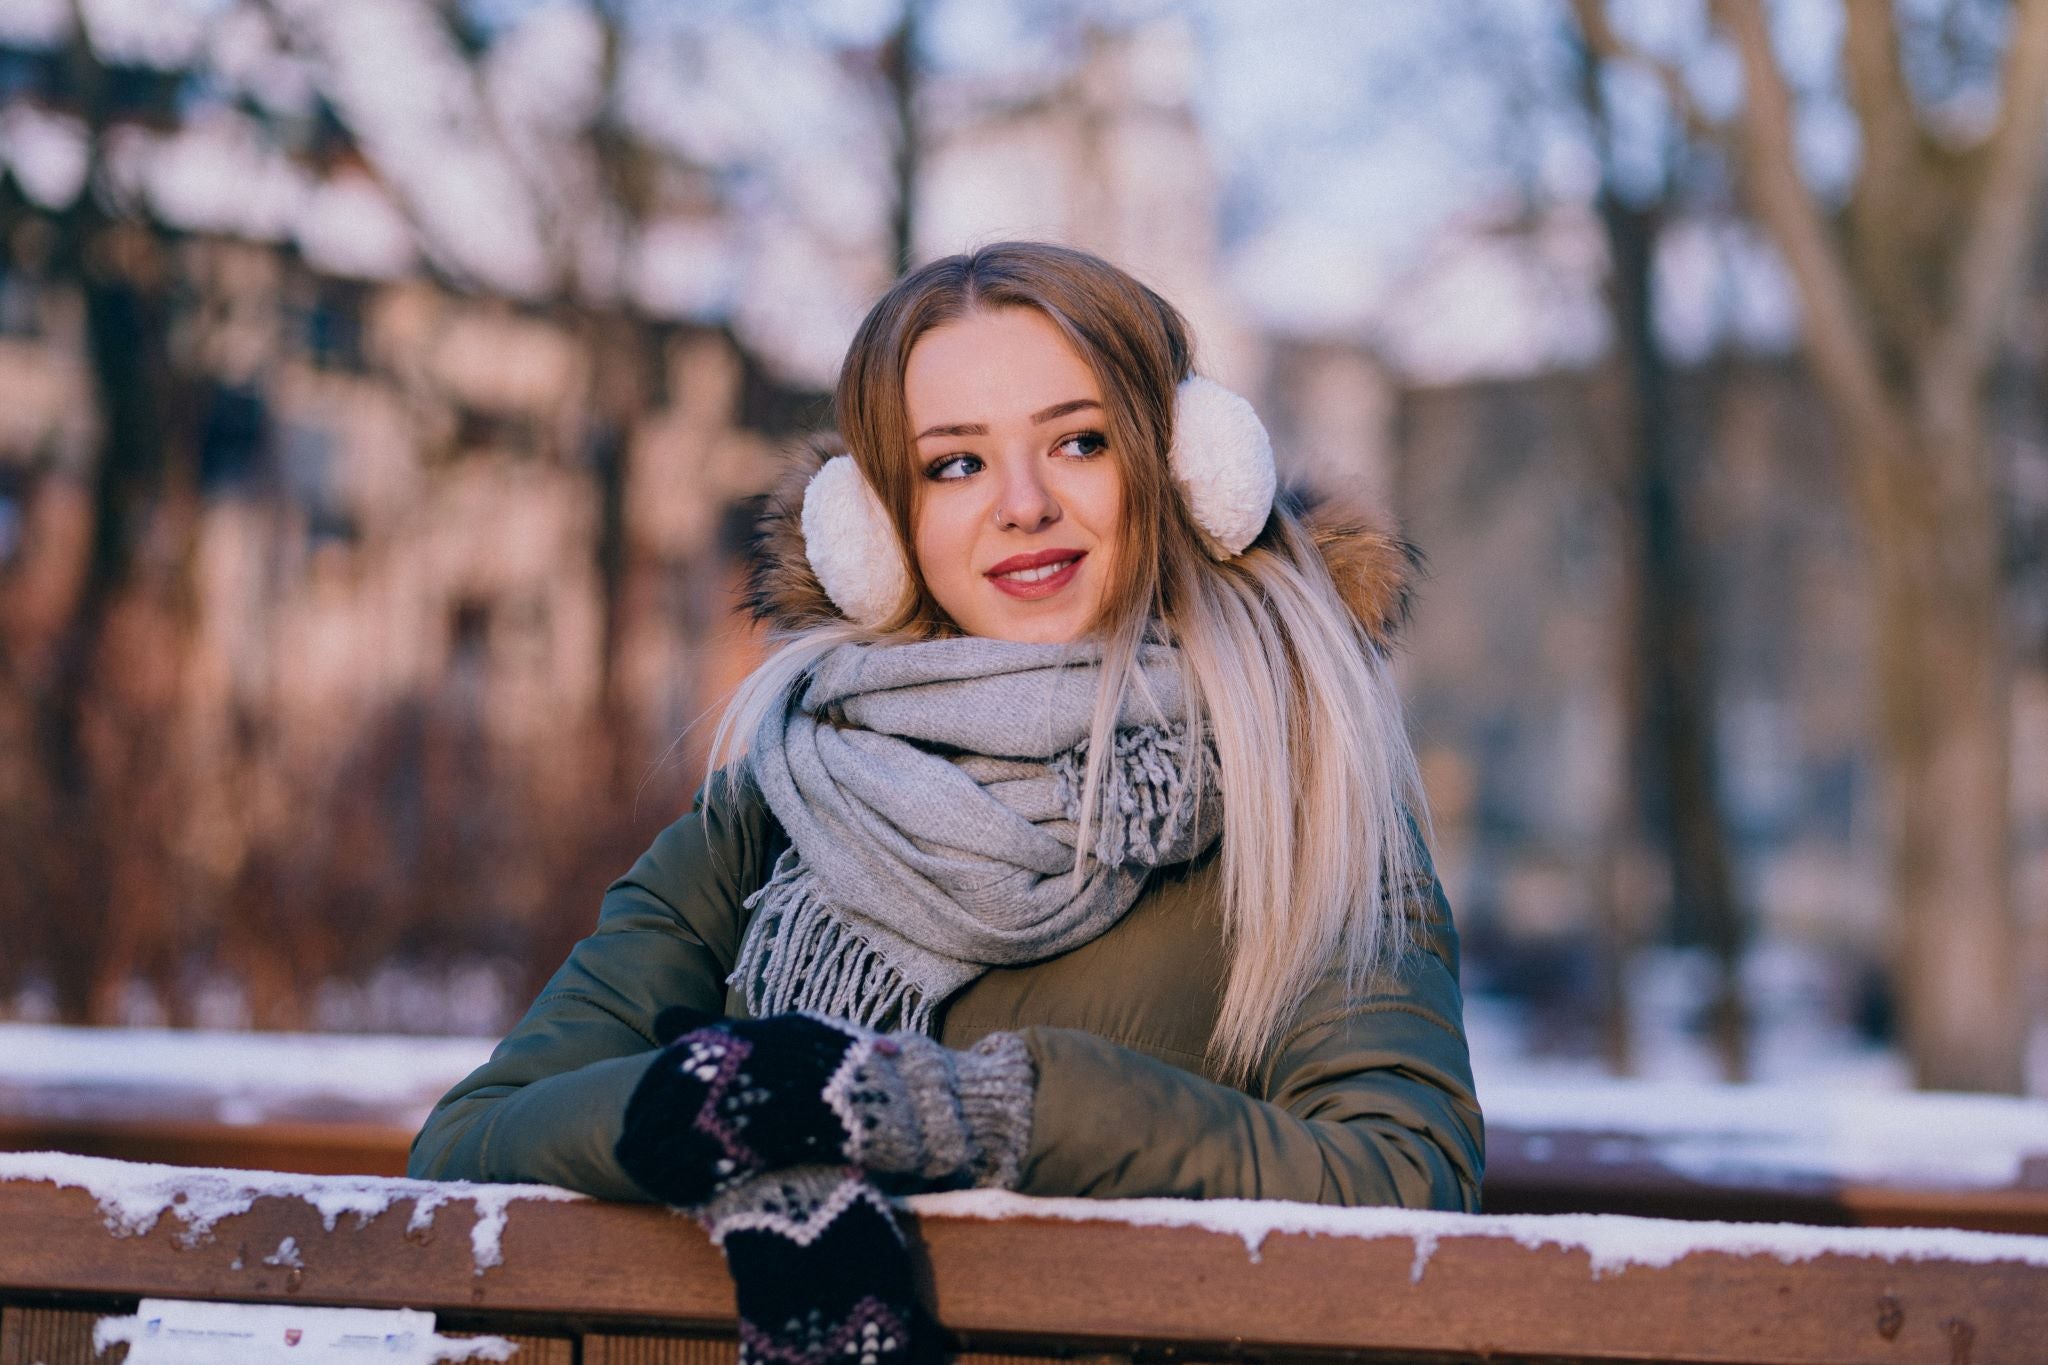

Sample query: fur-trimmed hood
[741,435,1422,648]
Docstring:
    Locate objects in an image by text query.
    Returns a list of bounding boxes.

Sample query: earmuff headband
[802,375,1276,627]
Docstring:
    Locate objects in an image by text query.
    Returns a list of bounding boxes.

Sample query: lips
[986,547,1086,576]
[985,548,1086,599]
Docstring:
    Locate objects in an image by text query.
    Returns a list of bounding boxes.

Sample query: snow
[907,1188,2048,1281]
[7,1147,2043,1292]
[0,1150,585,1274]
[0,1022,495,1123]
[1480,1077,2048,1191]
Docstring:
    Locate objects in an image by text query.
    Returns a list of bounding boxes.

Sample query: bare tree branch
[1709,0,1907,487]
[1841,0,1932,351]
[1842,2,1921,195]
[1569,0,1728,147]
[1922,0,2048,437]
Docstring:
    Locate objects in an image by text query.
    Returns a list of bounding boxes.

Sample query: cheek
[910,495,972,588]
[1074,462,1125,540]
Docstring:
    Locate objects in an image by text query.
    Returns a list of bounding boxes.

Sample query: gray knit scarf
[733,635,1222,1033]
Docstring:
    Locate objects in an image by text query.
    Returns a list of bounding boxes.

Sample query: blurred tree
[0,0,1011,1028]
[1568,2,1753,1084]
[20,17,192,1024]
[879,0,931,278]
[1570,0,2047,1091]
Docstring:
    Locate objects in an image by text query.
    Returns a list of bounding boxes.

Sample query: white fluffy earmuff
[800,454,911,628]
[800,376,1277,625]
[1168,375,1276,558]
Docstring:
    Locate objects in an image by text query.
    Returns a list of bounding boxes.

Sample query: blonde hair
[711,242,1428,1083]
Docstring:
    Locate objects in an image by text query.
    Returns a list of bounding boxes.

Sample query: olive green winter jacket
[408,765,1485,1209]
[411,440,1483,1208]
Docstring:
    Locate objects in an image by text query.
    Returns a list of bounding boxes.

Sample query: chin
[966,597,1097,644]
[994,618,1089,644]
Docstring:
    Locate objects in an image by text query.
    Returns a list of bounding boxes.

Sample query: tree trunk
[880,0,925,279]
[1874,451,2021,1091]
[1595,191,1751,1082]
[1696,0,2043,1091]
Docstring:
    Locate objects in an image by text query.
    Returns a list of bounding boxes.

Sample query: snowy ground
[0,1023,493,1127]
[1465,940,2048,1098]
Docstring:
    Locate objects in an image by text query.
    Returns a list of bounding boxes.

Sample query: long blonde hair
[710,242,1428,1082]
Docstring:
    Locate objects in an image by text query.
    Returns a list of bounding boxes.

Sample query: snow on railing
[5,1151,2048,1363]
[910,1186,2048,1279]
[0,1151,583,1275]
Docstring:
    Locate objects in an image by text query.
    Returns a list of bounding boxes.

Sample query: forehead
[903,307,1100,423]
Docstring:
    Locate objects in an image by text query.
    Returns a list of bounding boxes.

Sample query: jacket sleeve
[1013,842,1485,1211]
[406,768,774,1199]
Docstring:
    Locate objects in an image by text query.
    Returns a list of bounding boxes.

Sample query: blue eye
[925,453,982,481]
[1058,431,1108,458]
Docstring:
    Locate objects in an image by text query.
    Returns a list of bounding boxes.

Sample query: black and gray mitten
[613,1009,1035,1365]
[615,1007,1034,1206]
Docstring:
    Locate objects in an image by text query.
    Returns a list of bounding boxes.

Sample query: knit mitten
[703,1166,943,1365]
[616,1007,1034,1208]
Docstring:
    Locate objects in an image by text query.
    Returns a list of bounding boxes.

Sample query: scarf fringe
[734,848,937,1033]
[1050,722,1219,867]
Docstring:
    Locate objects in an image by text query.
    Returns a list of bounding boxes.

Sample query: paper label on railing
[94,1298,516,1362]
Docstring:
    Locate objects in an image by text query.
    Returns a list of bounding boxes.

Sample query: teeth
[995,558,1077,583]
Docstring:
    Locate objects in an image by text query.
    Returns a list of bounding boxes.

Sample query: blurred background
[0,0,2041,1101]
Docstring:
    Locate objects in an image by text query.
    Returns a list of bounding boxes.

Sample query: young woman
[412,242,1482,1365]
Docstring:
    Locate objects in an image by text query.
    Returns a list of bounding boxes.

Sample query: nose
[995,455,1059,532]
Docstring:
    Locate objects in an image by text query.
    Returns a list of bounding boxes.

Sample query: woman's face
[903,306,1124,643]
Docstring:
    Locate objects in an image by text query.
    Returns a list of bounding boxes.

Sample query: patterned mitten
[704,1166,943,1365]
[615,1007,1035,1208]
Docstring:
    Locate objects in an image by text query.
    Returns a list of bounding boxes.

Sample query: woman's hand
[617,1009,1034,1208]
[615,1010,1032,1365]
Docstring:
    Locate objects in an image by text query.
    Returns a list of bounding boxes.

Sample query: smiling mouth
[986,551,1086,598]
[992,558,1079,583]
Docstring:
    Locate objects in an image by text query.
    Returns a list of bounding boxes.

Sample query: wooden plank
[0,1180,735,1325]
[584,1336,737,1365]
[5,1175,2048,1363]
[447,1331,573,1364]
[0,1306,121,1365]
[919,1216,2048,1363]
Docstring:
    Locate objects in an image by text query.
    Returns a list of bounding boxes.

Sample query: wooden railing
[9,1084,2047,1237]
[4,1154,2047,1364]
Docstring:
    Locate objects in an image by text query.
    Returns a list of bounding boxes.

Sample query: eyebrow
[913,398,1101,441]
